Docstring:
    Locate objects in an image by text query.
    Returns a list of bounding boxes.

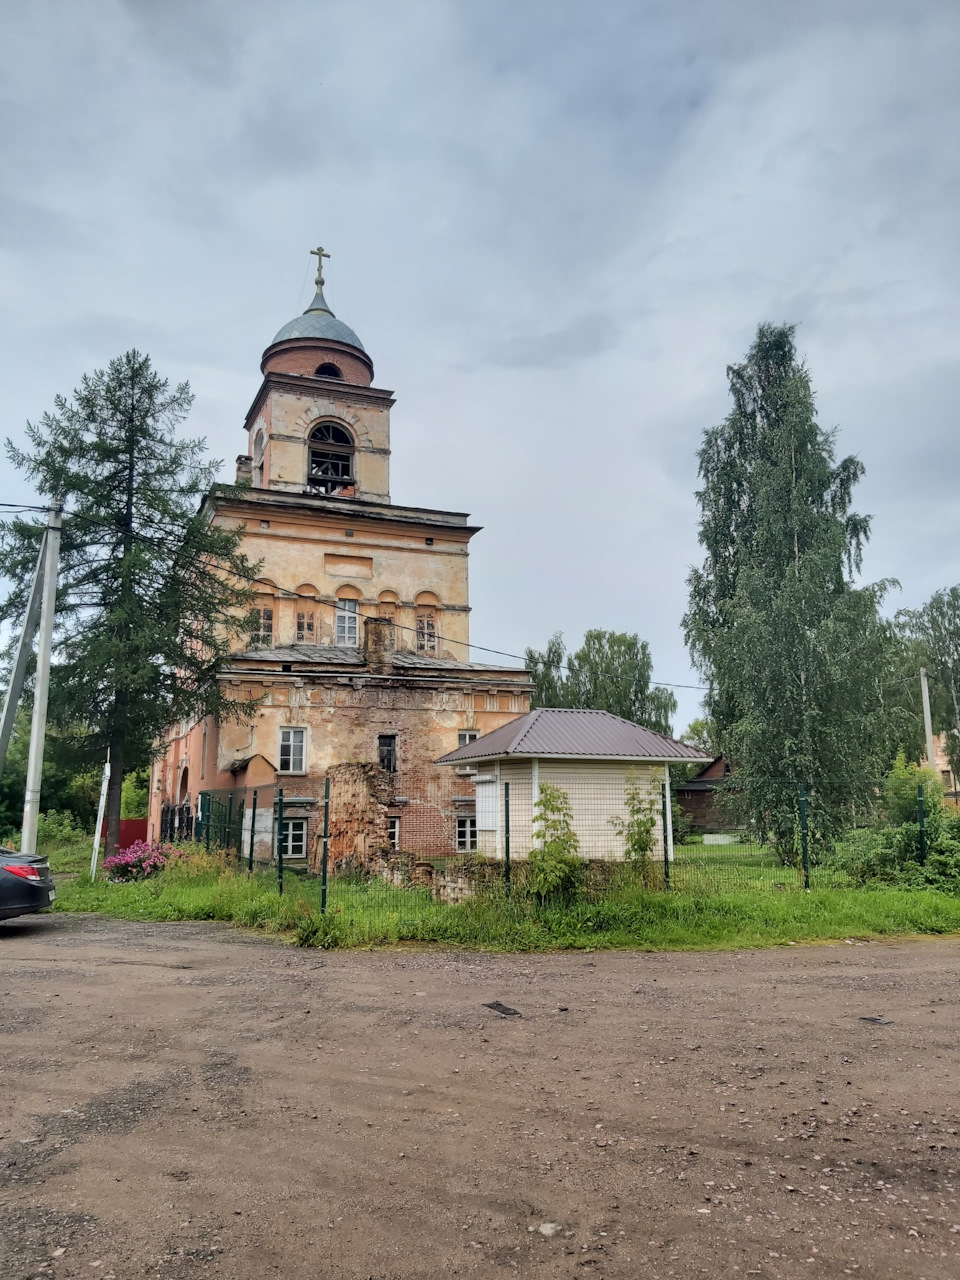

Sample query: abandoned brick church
[148,248,531,864]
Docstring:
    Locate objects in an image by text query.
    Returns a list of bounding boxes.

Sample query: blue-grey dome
[269,285,366,352]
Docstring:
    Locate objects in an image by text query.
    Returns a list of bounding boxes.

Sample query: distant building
[923,733,959,810]
[673,757,736,834]
[438,707,710,860]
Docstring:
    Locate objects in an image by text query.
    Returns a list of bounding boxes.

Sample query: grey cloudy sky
[2,0,958,730]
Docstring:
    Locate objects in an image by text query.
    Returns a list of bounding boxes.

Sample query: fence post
[503,781,511,898]
[661,782,671,891]
[248,789,258,873]
[798,785,811,891]
[203,793,211,855]
[276,787,284,896]
[918,783,927,864]
[225,791,234,859]
[321,775,330,914]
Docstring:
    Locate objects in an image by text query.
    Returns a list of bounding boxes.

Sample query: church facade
[147,249,531,864]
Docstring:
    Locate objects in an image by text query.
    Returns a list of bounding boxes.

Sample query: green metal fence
[182,776,942,909]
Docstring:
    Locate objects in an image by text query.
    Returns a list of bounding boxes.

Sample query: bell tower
[239,246,393,504]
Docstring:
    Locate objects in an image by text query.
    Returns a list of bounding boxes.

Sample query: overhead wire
[0,502,931,702]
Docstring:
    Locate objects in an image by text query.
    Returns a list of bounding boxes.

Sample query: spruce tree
[0,351,259,854]
[683,324,896,848]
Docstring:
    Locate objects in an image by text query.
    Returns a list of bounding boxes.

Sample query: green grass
[41,833,93,875]
[50,864,960,952]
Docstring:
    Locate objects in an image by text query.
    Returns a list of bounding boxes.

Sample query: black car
[0,850,56,920]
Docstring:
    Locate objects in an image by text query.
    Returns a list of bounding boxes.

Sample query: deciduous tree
[683,323,901,848]
[525,630,677,735]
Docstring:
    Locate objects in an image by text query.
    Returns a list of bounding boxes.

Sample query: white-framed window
[278,818,307,860]
[279,727,305,772]
[387,816,400,850]
[457,816,478,852]
[249,606,274,647]
[296,610,315,643]
[336,598,360,646]
[458,731,478,748]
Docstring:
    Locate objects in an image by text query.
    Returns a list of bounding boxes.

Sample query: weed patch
[51,863,960,952]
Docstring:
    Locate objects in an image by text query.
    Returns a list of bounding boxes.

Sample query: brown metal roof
[437,707,713,764]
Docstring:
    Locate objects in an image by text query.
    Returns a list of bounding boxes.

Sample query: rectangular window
[296,610,315,643]
[416,610,437,653]
[378,734,397,772]
[279,727,305,772]
[336,599,359,646]
[457,816,478,852]
[278,818,307,860]
[200,727,207,780]
[475,780,497,831]
[942,770,952,787]
[387,816,400,850]
[249,606,274,647]
[458,731,479,748]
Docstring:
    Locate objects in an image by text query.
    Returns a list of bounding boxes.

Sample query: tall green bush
[528,784,585,904]
[882,750,943,829]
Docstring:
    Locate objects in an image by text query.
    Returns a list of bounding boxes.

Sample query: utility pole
[0,530,47,776]
[20,506,62,859]
[920,667,936,772]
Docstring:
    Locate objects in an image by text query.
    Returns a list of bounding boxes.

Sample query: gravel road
[1,913,959,1279]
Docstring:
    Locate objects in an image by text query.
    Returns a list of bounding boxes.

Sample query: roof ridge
[505,707,541,753]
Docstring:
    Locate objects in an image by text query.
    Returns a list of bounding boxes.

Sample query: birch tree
[683,323,897,848]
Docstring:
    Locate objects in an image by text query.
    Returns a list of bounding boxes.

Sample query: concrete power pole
[20,506,63,859]
[920,666,936,772]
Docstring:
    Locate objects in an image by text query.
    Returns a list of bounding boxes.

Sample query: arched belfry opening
[308,422,355,494]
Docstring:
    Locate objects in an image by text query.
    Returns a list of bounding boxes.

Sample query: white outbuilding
[437,707,710,861]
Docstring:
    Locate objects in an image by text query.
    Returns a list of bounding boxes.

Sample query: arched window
[335,587,362,647]
[308,422,354,494]
[415,592,440,655]
[248,583,277,648]
[252,429,265,488]
[315,363,342,379]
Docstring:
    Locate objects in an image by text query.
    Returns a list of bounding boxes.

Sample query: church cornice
[208,488,481,536]
[243,370,395,431]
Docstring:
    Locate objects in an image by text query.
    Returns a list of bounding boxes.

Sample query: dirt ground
[2,916,959,1280]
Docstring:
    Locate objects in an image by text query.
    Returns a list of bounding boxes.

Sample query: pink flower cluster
[103,839,183,881]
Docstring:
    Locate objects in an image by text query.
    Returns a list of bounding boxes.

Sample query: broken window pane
[457,816,478,852]
[249,606,274,647]
[387,816,400,850]
[308,423,354,494]
[378,734,397,772]
[296,610,315,643]
[416,609,437,653]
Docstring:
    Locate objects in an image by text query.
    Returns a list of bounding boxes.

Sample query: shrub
[103,839,183,881]
[609,773,660,865]
[882,751,943,832]
[528,784,585,905]
[36,810,85,846]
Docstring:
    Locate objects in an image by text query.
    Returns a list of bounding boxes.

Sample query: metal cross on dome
[310,245,330,287]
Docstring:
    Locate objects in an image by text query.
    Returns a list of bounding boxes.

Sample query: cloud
[1,0,958,730]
